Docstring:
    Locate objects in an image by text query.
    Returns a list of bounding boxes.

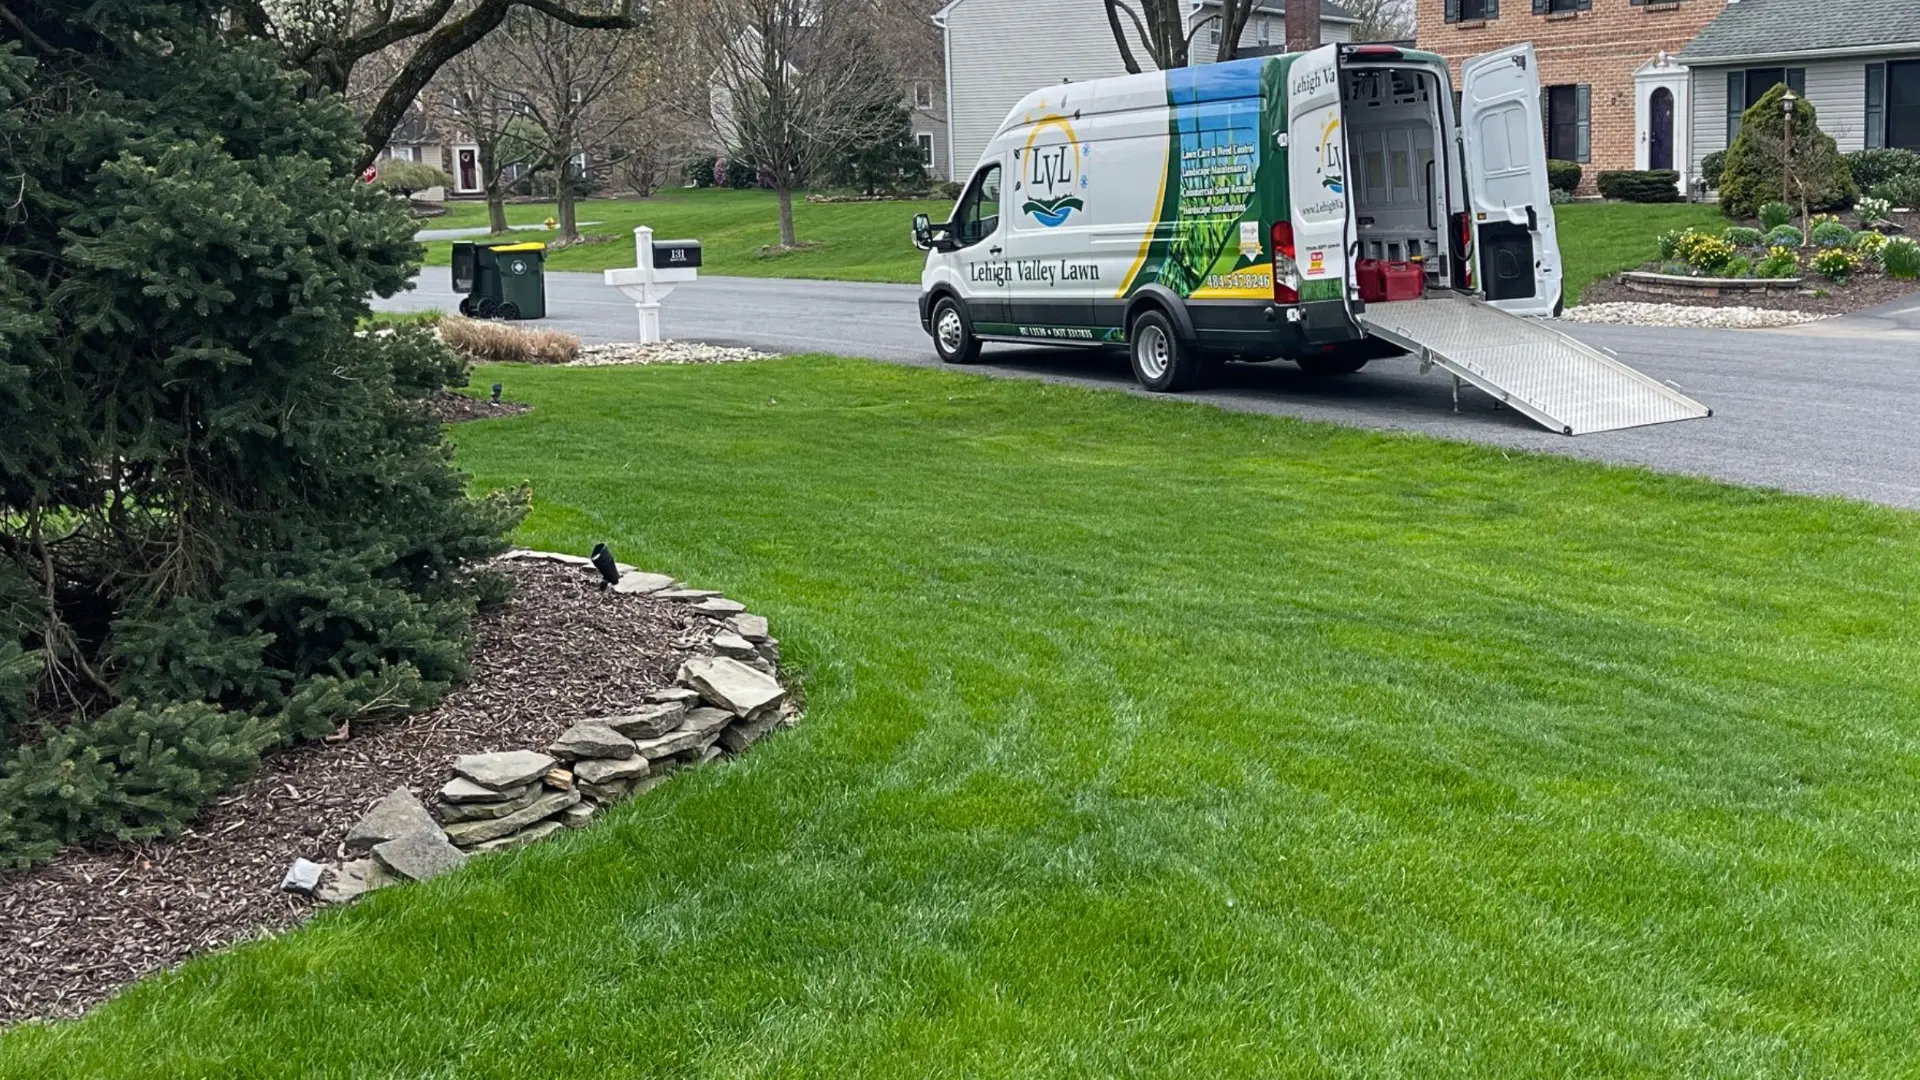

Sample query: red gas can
[1355,259,1425,303]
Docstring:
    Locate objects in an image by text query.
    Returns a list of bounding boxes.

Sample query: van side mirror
[912,213,933,251]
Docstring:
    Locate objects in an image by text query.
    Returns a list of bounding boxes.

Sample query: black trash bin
[458,241,547,320]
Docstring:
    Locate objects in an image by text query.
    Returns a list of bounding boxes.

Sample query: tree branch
[1103,0,1146,75]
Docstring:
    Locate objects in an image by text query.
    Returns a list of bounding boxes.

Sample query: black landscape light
[589,543,620,590]
[491,383,502,403]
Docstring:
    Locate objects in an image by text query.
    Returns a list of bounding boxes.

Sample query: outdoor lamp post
[1781,88,1798,209]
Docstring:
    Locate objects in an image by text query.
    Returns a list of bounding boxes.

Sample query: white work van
[913,42,1710,436]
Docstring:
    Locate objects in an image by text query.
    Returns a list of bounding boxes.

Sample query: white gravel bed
[1560,302,1828,330]
[570,341,777,367]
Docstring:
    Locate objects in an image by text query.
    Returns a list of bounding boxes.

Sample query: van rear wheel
[1128,309,1200,392]
[931,296,981,365]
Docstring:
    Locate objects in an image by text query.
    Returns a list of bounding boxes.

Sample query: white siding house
[1677,0,1920,169]
[937,0,1359,180]
[1688,60,1872,164]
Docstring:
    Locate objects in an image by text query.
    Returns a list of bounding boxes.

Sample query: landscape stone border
[286,550,796,904]
[1619,271,1805,298]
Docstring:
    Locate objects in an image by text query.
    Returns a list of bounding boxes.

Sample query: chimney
[1285,0,1321,51]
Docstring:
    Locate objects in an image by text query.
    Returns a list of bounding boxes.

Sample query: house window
[1257,16,1270,45]
[1887,60,1920,151]
[1530,0,1588,14]
[1725,67,1806,143]
[1448,0,1498,21]
[915,132,934,168]
[914,81,934,109]
[1545,84,1589,162]
[1208,19,1220,45]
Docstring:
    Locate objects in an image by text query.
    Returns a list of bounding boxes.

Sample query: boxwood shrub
[1596,169,1681,203]
[1547,159,1582,193]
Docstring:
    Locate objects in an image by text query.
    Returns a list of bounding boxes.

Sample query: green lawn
[422,191,1722,305]
[419,189,950,282]
[1557,201,1728,305]
[11,358,1919,1077]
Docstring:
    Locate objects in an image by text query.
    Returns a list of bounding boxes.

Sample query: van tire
[1128,309,1200,392]
[930,296,981,365]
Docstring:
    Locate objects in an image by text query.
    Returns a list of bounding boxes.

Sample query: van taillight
[1271,221,1297,304]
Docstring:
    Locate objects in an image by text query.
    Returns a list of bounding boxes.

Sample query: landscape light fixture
[491,383,502,403]
[589,543,620,590]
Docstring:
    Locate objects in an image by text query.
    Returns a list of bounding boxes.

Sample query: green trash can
[458,241,546,320]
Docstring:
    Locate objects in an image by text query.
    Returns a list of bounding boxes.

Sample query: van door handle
[990,246,1003,255]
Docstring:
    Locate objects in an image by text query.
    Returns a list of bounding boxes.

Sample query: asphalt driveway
[378,271,1920,509]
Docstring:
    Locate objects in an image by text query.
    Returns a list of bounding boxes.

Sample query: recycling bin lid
[487,242,547,252]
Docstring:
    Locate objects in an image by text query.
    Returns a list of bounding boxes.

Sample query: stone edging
[282,549,795,904]
[1620,271,1805,298]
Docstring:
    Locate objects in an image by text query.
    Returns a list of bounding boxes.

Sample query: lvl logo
[1020,115,1086,228]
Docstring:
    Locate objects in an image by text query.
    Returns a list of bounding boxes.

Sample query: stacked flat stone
[287,551,795,905]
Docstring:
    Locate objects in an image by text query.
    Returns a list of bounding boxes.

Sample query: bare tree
[703,0,898,248]
[1103,0,1256,72]
[430,30,538,233]
[243,0,637,167]
[487,7,646,242]
[1341,0,1413,42]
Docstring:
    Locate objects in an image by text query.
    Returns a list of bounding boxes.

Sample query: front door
[1649,87,1674,171]
[1459,42,1562,316]
[950,161,1009,327]
[1286,43,1357,341]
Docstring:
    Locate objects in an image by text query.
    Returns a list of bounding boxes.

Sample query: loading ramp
[1358,293,1712,436]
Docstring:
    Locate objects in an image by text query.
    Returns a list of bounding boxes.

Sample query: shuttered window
[1447,0,1498,21]
[1868,63,1887,149]
[1727,67,1806,144]
[1545,84,1588,163]
[1532,0,1589,13]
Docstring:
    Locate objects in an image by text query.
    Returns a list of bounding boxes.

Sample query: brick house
[1415,0,1729,191]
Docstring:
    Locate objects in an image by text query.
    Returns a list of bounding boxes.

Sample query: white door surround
[1635,53,1691,191]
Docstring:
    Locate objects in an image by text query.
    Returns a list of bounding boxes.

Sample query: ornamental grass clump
[1884,236,1920,280]
[1758,201,1795,230]
[438,316,581,365]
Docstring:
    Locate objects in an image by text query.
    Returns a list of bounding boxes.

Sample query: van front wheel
[1128,309,1200,392]
[931,296,981,365]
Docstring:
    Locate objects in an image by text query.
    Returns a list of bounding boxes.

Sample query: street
[378,270,1920,509]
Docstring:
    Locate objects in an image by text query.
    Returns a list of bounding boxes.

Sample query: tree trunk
[479,143,509,234]
[557,166,579,244]
[777,185,797,248]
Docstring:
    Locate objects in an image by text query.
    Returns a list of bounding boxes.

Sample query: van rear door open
[1284,43,1358,342]
[1459,43,1563,315]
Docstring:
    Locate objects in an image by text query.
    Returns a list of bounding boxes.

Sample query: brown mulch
[0,556,724,1026]
[1586,207,1920,315]
[428,389,531,423]
[1581,269,1920,315]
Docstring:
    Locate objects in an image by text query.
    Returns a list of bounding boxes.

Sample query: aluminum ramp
[1357,294,1711,435]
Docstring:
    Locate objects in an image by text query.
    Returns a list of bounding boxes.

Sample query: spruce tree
[0,3,523,865]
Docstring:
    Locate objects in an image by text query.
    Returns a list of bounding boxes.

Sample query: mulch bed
[1581,270,1919,315]
[429,389,530,423]
[0,557,719,1027]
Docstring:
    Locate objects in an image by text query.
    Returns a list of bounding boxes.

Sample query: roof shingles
[1679,0,1920,62]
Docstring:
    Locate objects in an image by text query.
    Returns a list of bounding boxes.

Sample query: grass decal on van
[1125,61,1275,301]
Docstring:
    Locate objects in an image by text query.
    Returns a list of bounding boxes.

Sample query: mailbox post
[603,226,701,343]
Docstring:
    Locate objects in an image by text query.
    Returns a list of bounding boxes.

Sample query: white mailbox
[603,227,701,343]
